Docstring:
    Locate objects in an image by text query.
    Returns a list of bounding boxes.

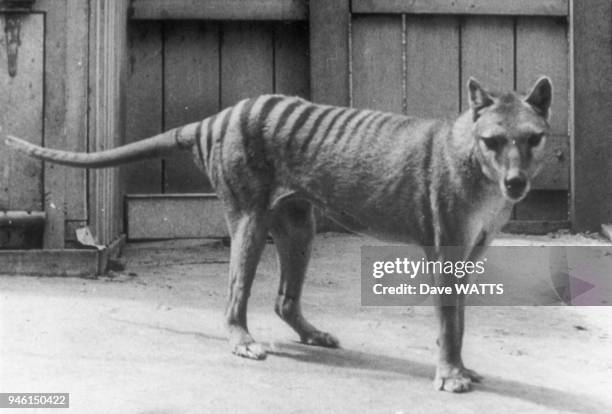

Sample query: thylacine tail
[4,120,202,169]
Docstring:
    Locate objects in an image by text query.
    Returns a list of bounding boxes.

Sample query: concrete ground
[1,233,612,414]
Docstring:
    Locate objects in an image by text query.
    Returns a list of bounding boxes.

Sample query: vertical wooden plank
[570,0,612,231]
[515,17,569,219]
[461,16,515,221]
[220,22,274,106]
[125,21,163,193]
[164,21,219,193]
[0,14,44,211]
[64,0,89,222]
[516,17,568,135]
[405,16,460,118]
[274,22,310,98]
[461,16,514,111]
[309,0,350,106]
[351,15,403,113]
[43,2,68,247]
[524,134,569,191]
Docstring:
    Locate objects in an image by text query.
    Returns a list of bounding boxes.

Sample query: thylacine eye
[482,136,506,151]
[527,133,544,147]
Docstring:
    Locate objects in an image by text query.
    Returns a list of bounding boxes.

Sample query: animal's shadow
[269,342,607,413]
[116,318,609,413]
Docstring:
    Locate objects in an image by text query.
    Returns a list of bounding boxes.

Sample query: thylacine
[5,76,552,392]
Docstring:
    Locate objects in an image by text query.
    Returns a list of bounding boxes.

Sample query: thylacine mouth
[501,181,531,203]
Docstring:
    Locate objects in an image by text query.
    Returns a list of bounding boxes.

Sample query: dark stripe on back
[320,108,349,144]
[286,104,317,150]
[205,114,217,165]
[218,107,233,144]
[372,114,393,137]
[174,126,185,147]
[258,96,284,133]
[299,106,335,152]
[391,117,414,136]
[240,97,277,171]
[344,111,372,142]
[194,121,204,162]
[272,100,302,139]
[357,112,383,141]
[335,110,361,143]
[240,98,257,141]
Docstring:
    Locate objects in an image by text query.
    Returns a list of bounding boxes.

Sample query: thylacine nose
[504,172,528,199]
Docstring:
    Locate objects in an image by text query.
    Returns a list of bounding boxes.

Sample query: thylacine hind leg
[225,209,269,360]
[270,200,339,348]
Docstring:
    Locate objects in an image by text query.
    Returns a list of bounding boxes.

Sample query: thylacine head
[458,76,553,202]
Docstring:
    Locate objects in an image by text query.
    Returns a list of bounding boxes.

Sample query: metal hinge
[1,1,35,77]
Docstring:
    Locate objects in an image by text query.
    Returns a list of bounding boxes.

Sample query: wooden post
[88,0,129,244]
[309,0,350,106]
[570,0,612,231]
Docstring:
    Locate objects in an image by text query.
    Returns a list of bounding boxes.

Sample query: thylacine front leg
[453,234,489,385]
[430,245,483,392]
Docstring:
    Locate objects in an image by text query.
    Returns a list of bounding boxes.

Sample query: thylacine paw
[231,341,268,360]
[300,330,340,348]
[434,366,483,393]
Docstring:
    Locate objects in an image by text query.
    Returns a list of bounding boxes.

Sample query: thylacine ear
[467,77,494,120]
[524,76,553,118]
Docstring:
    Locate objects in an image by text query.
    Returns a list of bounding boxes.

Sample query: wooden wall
[125,9,570,238]
[125,20,310,195]
[351,14,570,226]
